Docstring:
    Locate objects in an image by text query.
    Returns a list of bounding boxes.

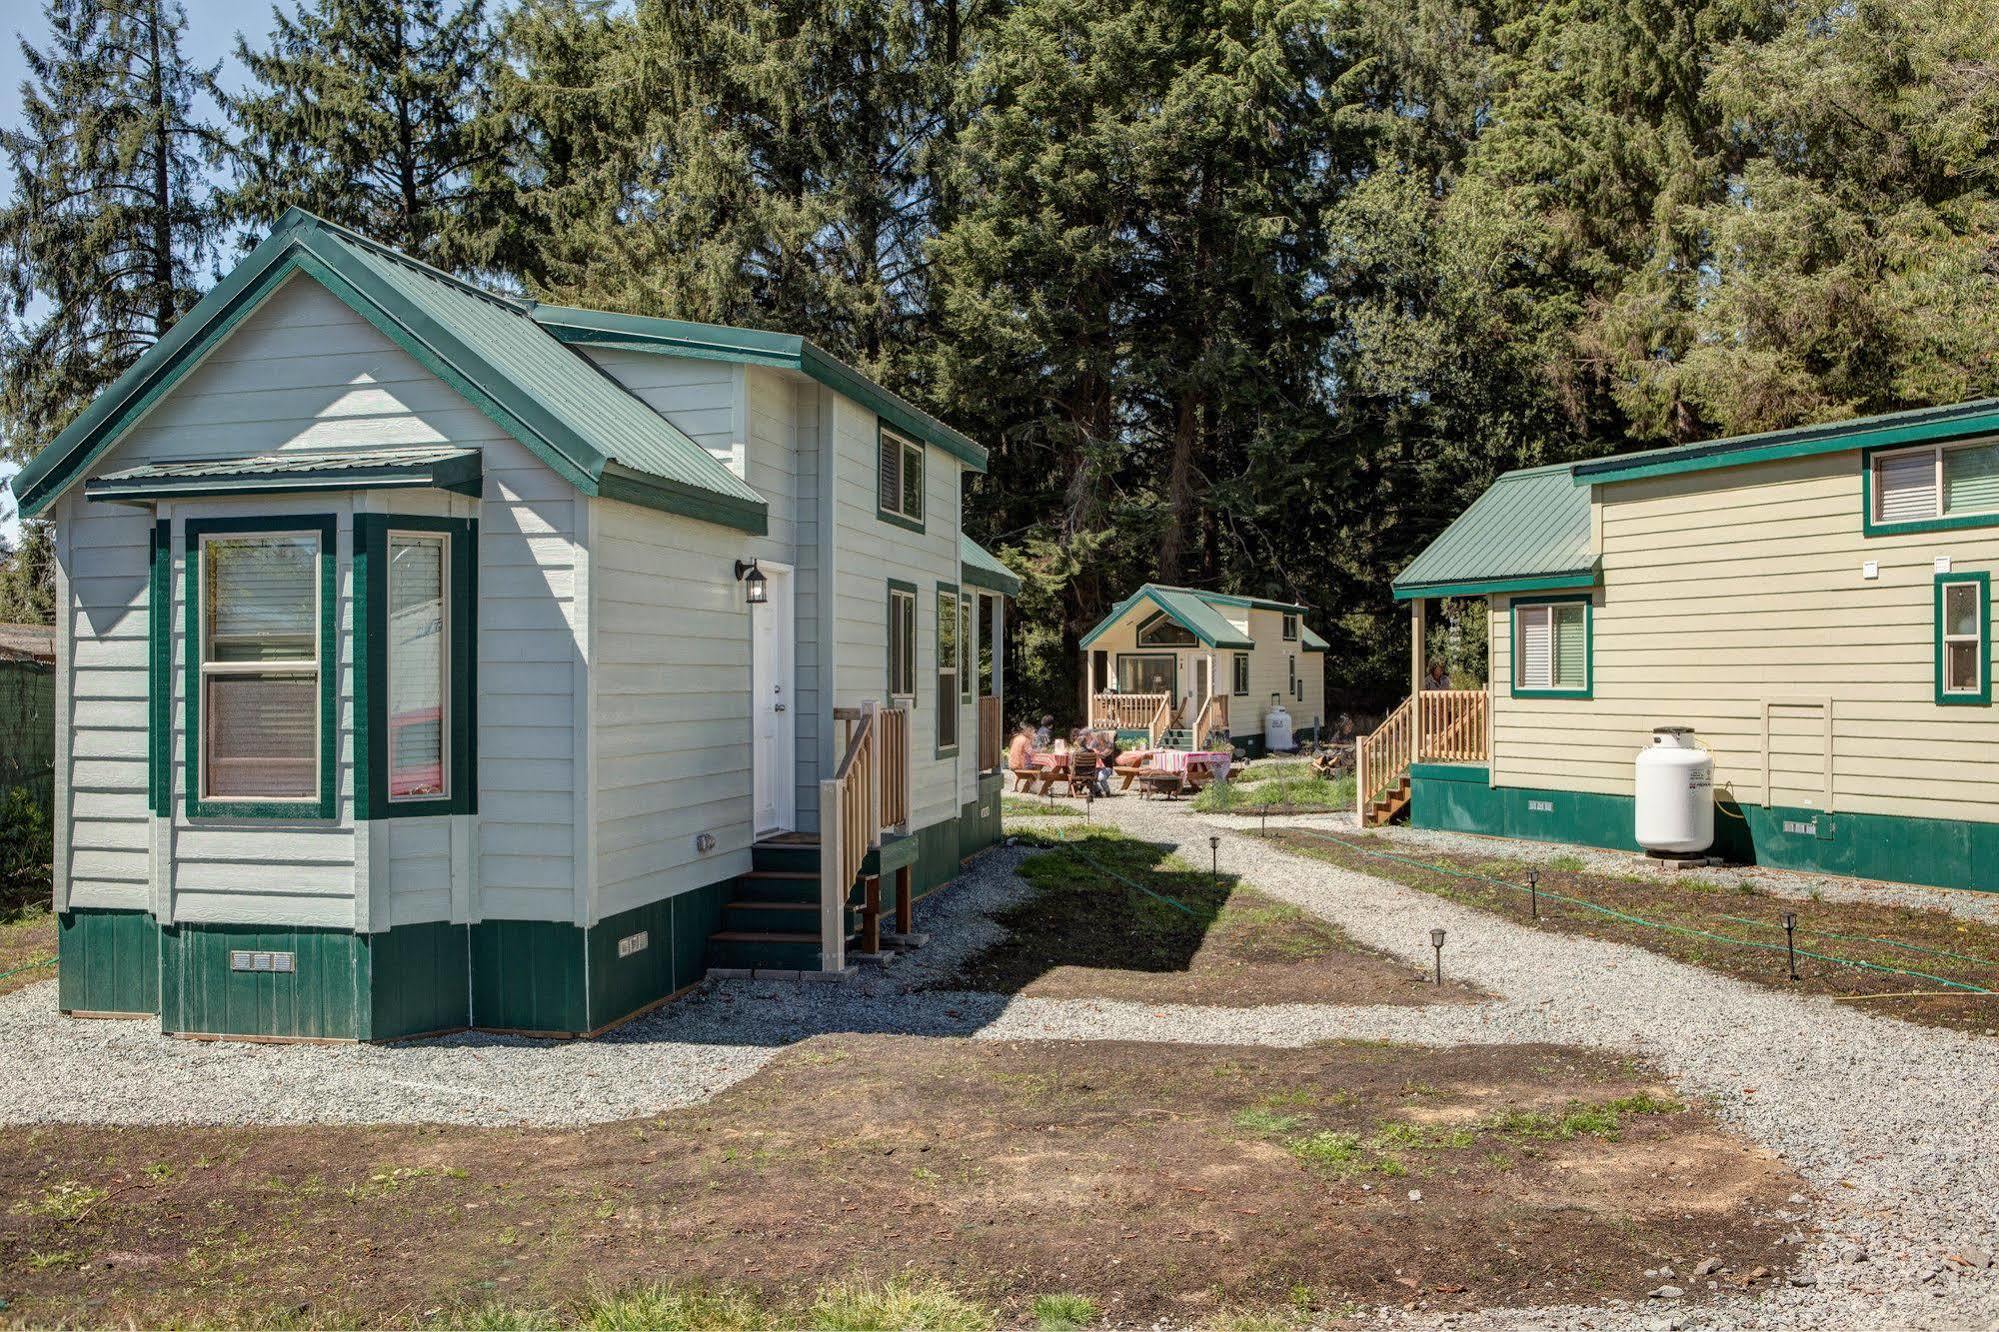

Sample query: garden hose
[1714,912,1999,972]
[1268,826,1994,996]
[0,956,55,985]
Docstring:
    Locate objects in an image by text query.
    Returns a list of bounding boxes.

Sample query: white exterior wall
[55,274,582,929]
[1488,447,1999,824]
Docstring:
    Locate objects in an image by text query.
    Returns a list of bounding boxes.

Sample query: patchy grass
[1002,794,1084,820]
[0,1038,1803,1326]
[1195,771,1354,815]
[0,905,56,997]
[942,827,1476,1005]
[1263,828,1999,1034]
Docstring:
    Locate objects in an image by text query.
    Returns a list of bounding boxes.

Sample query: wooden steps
[706,836,860,972]
[1365,777,1412,827]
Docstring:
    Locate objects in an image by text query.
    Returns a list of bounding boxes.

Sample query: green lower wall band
[1410,764,1999,894]
[58,908,160,1016]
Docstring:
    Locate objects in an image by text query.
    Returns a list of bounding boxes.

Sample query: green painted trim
[1934,571,1991,706]
[887,578,918,705]
[1080,587,1252,650]
[530,305,990,472]
[1860,442,1999,538]
[1114,651,1179,702]
[865,831,921,876]
[935,582,961,757]
[1409,762,1488,782]
[959,535,1021,597]
[58,908,161,1016]
[183,514,339,822]
[1507,593,1594,700]
[1135,609,1201,648]
[1575,399,1999,486]
[15,211,769,535]
[355,515,479,818]
[85,453,484,505]
[1231,652,1250,697]
[1395,569,1598,601]
[875,421,926,533]
[147,519,171,815]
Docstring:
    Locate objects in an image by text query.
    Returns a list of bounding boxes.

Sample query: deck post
[1410,598,1426,766]
[818,778,845,972]
[895,863,914,936]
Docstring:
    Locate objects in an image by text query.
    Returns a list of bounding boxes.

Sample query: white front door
[751,563,796,837]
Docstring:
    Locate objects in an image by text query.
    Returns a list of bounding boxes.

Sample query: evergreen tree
[221,0,508,272]
[0,0,224,464]
[0,521,56,626]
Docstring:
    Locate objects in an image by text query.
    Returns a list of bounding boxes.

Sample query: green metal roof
[1573,397,1999,485]
[84,447,483,504]
[529,303,989,473]
[1079,584,1256,650]
[959,535,1020,597]
[1301,624,1328,652]
[1393,462,1597,600]
[11,209,768,533]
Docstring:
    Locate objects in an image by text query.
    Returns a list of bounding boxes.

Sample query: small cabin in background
[11,208,1018,1041]
[1077,584,1326,755]
[1375,397,1999,894]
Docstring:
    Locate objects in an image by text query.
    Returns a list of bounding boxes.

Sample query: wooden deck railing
[1148,695,1171,747]
[1091,692,1169,733]
[1355,689,1489,817]
[1193,693,1230,750]
[977,695,1003,772]
[819,701,913,972]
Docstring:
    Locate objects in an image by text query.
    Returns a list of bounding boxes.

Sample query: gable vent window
[1874,439,1999,528]
[878,425,924,528]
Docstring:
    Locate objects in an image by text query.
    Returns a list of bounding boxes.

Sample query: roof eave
[598,461,768,536]
[1392,567,1599,601]
[1575,405,1999,485]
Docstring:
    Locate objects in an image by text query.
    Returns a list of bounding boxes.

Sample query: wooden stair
[1365,777,1411,827]
[707,835,862,971]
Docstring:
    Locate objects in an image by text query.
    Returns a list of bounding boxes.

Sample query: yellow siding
[1491,449,1999,822]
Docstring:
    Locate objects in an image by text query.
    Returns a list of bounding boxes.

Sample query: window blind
[1876,450,1939,522]
[1944,442,1999,516]
[1553,603,1587,688]
[1517,606,1552,688]
[878,431,902,515]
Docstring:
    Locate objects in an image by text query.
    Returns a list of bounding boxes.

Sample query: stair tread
[741,869,817,880]
[709,930,821,943]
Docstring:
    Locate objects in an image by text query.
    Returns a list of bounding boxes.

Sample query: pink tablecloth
[1154,750,1231,781]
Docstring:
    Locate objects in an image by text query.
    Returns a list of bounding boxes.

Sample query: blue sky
[1,0,278,547]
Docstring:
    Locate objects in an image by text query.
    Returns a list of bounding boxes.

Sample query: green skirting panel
[586,879,728,1031]
[470,918,586,1035]
[1409,763,1999,894]
[58,907,160,1016]
[370,921,470,1039]
[957,774,1004,862]
[162,922,369,1040]
[911,817,963,901]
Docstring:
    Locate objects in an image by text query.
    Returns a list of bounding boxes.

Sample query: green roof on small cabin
[1572,397,1999,485]
[84,447,483,504]
[1392,462,1596,601]
[1080,584,1260,650]
[10,208,782,533]
[1301,624,1328,652]
[959,535,1020,596]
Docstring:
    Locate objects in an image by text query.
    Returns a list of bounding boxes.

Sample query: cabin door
[752,563,796,837]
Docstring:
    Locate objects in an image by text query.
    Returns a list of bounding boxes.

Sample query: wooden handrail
[1193,693,1230,750]
[818,702,878,973]
[1355,689,1490,818]
[1148,695,1170,747]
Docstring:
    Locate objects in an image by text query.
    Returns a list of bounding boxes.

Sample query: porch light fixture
[1430,927,1446,985]
[735,558,768,605]
[1782,911,1799,981]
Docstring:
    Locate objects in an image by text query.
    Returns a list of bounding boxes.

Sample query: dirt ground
[0,908,55,999]
[1266,827,1999,1034]
[0,1037,1804,1328]
[947,829,1481,1006]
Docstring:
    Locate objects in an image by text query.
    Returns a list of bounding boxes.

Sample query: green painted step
[732,870,819,904]
[706,931,827,972]
[721,901,859,935]
[751,841,821,875]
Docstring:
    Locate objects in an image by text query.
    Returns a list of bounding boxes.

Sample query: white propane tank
[1634,726,1714,855]
[1264,699,1295,753]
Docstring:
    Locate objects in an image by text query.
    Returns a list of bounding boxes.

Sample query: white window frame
[1872,438,1999,526]
[1232,652,1250,696]
[386,528,451,804]
[1281,612,1298,641]
[197,528,324,804]
[879,425,924,525]
[1512,600,1589,694]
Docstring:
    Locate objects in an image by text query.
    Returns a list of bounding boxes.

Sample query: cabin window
[1871,438,1999,530]
[937,586,961,753]
[877,424,924,529]
[185,515,336,820]
[1136,610,1199,647]
[1282,613,1298,641]
[888,583,917,701]
[1116,654,1175,697]
[1232,652,1250,696]
[356,515,477,818]
[1936,572,1990,705]
[1287,654,1296,697]
[960,597,974,702]
[1512,597,1591,697]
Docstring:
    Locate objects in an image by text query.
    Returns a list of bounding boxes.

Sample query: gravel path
[1093,797,1999,1332]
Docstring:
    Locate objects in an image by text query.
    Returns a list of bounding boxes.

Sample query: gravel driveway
[1093,797,1999,1332]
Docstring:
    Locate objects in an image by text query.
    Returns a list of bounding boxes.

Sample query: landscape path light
[1528,868,1539,920]
[1209,834,1221,892]
[1783,911,1799,981]
[1430,927,1446,985]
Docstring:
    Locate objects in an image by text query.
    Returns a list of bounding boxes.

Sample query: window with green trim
[878,424,924,528]
[1513,598,1590,696]
[888,583,917,700]
[356,515,478,817]
[1282,613,1298,641]
[185,515,337,820]
[937,585,960,752]
[1232,652,1249,696]
[959,597,973,703]
[1936,572,1990,705]
[1872,438,1999,528]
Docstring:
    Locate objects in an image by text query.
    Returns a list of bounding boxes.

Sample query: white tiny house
[14,209,1016,1039]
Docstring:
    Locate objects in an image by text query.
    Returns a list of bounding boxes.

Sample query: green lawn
[1194,764,1353,815]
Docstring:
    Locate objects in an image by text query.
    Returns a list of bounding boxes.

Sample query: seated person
[1035,714,1054,748]
[1007,726,1035,772]
[1090,734,1119,795]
